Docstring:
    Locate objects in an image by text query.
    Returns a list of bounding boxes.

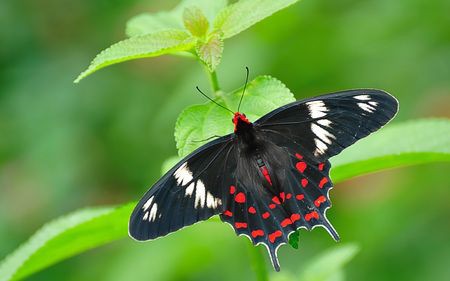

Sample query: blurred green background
[1,0,449,280]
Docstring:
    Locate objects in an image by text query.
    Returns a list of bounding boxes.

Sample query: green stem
[205,67,221,94]
[246,242,269,281]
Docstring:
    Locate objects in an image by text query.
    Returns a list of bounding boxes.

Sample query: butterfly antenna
[196,86,234,114]
[237,66,250,112]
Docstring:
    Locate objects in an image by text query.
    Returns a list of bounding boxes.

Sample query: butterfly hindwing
[220,140,336,271]
[129,135,236,241]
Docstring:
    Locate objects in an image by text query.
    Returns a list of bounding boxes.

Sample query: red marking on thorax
[248,207,256,214]
[314,196,327,207]
[251,229,264,238]
[260,166,273,185]
[269,230,282,243]
[319,177,328,188]
[235,222,248,229]
[233,112,251,132]
[295,153,303,159]
[223,210,233,217]
[229,185,236,194]
[235,192,246,203]
[296,162,307,173]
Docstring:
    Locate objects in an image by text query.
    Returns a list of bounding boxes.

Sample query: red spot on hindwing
[235,222,248,229]
[260,166,273,185]
[319,177,328,188]
[291,213,301,222]
[305,211,319,221]
[286,193,292,199]
[248,207,256,214]
[269,230,283,243]
[296,162,307,173]
[251,229,264,238]
[223,210,233,217]
[296,194,304,200]
[281,218,293,227]
[230,185,235,194]
[314,196,327,207]
[279,192,285,202]
[269,204,276,209]
[301,178,308,187]
[272,196,281,205]
[235,192,246,203]
[262,212,270,219]
[318,163,325,171]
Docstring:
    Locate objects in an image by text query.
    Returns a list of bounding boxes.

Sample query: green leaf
[174,75,295,157]
[0,204,132,281]
[74,30,195,83]
[183,6,210,37]
[125,12,183,37]
[2,117,450,280]
[298,244,359,281]
[174,0,228,24]
[126,0,228,37]
[214,0,300,39]
[330,118,450,182]
[161,155,182,175]
[288,230,300,249]
[196,31,224,71]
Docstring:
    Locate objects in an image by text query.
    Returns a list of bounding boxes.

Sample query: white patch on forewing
[317,119,332,127]
[314,138,328,156]
[142,212,149,221]
[311,124,335,144]
[306,101,328,119]
[149,203,158,222]
[206,191,222,209]
[185,182,195,196]
[369,101,378,107]
[174,162,193,186]
[354,94,371,100]
[194,180,206,208]
[358,102,376,113]
[142,196,154,211]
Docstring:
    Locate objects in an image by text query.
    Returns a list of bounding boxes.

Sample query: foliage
[175,75,295,157]
[75,0,301,82]
[1,117,448,280]
[2,0,450,281]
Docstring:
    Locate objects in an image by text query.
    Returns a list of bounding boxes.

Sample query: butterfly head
[233,112,251,133]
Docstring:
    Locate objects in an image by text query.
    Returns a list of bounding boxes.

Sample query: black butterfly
[129,87,398,271]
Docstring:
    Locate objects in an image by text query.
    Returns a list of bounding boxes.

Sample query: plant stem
[205,67,221,94]
[247,242,269,281]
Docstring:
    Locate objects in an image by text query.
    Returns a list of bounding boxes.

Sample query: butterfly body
[129,89,398,271]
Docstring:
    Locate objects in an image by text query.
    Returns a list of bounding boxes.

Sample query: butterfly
[129,83,398,271]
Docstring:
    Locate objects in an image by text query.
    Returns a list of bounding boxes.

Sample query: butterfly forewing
[255,89,398,161]
[129,135,236,241]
